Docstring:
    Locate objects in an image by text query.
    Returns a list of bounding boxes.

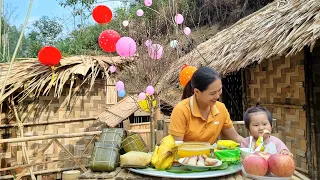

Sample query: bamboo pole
[72,135,96,170]
[54,139,87,172]
[0,131,102,143]
[0,0,33,103]
[15,139,55,180]
[0,117,97,128]
[11,99,36,180]
[0,166,89,180]
[0,155,91,172]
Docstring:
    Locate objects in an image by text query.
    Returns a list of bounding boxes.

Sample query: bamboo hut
[159,0,320,179]
[0,56,132,179]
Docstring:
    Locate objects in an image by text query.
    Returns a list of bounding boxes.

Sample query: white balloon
[169,40,178,48]
[122,20,129,27]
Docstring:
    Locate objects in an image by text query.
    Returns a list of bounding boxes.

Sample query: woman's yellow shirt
[168,96,233,144]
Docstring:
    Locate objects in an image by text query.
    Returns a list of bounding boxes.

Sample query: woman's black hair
[243,106,273,130]
[181,66,221,100]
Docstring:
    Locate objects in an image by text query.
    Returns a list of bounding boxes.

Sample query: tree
[31,16,63,45]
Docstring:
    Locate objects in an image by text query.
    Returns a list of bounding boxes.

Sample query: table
[78,168,308,180]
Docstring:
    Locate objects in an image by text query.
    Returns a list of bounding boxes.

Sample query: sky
[4,0,124,35]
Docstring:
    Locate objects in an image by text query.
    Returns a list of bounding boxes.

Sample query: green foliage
[0,0,273,62]
[31,16,63,45]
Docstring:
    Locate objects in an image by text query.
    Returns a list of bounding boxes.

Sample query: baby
[240,106,292,156]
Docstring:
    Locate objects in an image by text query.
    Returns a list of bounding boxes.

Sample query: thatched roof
[0,56,128,103]
[160,0,320,84]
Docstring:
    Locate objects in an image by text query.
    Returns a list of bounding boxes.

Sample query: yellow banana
[151,135,179,170]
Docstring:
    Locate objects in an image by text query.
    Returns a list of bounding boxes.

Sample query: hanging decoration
[122,20,129,27]
[179,66,197,87]
[184,27,191,35]
[144,0,152,6]
[169,40,178,48]
[136,9,144,16]
[118,90,126,98]
[38,46,62,84]
[145,85,155,95]
[109,65,116,73]
[92,5,113,24]
[116,37,137,57]
[138,96,157,113]
[148,44,163,60]
[98,30,121,53]
[138,92,147,100]
[175,14,184,24]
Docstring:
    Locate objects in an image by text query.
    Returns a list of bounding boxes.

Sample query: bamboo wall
[245,51,308,172]
[0,77,117,177]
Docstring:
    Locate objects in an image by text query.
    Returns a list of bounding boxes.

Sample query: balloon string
[51,66,55,84]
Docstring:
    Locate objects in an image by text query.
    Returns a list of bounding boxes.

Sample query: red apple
[243,155,268,176]
[268,154,295,177]
[254,151,271,161]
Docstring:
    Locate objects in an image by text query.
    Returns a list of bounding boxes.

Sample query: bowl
[240,148,254,159]
[177,142,212,158]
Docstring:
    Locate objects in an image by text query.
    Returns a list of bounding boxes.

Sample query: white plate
[177,157,222,171]
[241,165,291,180]
[127,164,241,179]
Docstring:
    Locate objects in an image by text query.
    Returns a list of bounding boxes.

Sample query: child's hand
[279,149,293,157]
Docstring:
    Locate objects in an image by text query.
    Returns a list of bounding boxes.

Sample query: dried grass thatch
[160,0,320,85]
[0,56,129,104]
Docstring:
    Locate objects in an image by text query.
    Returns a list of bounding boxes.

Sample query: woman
[169,67,244,144]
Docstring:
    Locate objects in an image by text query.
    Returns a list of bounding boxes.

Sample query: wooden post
[154,101,164,144]
[16,139,55,180]
[11,99,36,180]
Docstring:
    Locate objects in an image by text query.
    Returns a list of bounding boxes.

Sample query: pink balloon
[109,65,116,73]
[116,81,124,91]
[184,27,191,35]
[148,44,163,60]
[175,14,184,24]
[145,39,152,47]
[144,0,152,6]
[136,9,144,16]
[138,92,146,100]
[146,86,155,95]
[116,37,137,57]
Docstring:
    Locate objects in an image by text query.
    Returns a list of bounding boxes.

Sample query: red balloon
[38,46,62,66]
[98,30,121,53]
[181,64,188,70]
[92,5,112,24]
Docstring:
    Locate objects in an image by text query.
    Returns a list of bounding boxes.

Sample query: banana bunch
[151,135,179,170]
[217,140,239,150]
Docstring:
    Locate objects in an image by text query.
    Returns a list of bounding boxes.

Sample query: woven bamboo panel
[0,78,117,176]
[246,51,307,171]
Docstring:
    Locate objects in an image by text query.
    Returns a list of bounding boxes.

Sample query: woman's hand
[221,127,244,143]
[279,149,293,157]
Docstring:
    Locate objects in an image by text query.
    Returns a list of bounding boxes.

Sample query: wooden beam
[15,139,55,180]
[0,166,89,180]
[0,117,96,128]
[0,131,102,143]
[0,156,91,172]
[54,139,87,172]
[11,99,36,180]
